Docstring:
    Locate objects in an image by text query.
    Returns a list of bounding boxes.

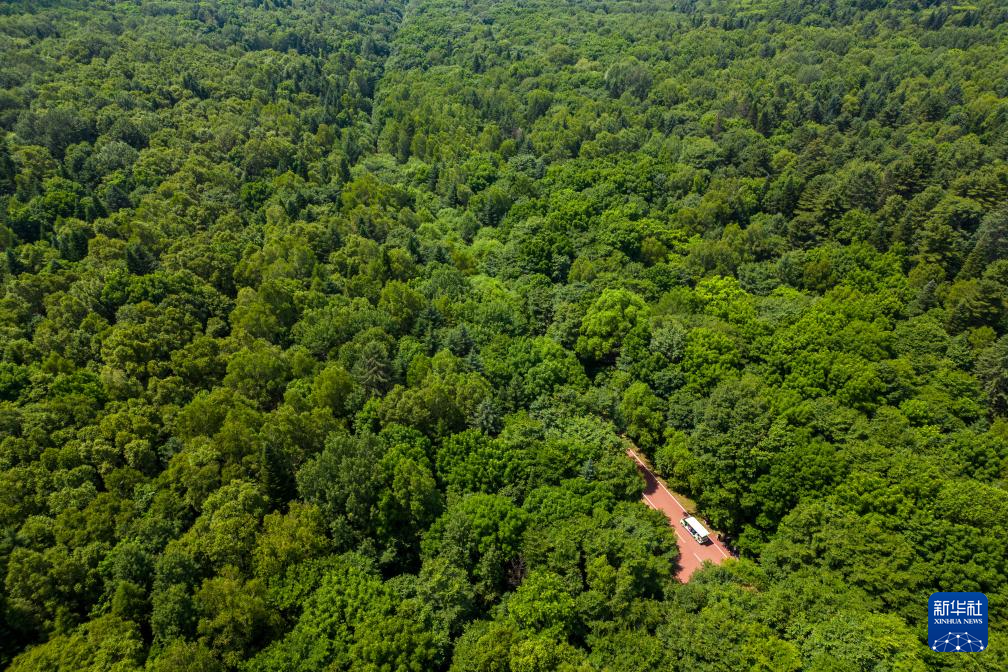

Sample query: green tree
[576,289,650,364]
[421,494,528,603]
[620,381,665,451]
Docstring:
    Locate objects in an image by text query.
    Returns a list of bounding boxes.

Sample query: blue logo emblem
[929,592,988,653]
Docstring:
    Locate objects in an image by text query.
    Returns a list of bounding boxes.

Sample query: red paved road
[626,445,731,582]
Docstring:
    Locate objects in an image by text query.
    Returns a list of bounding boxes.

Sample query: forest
[1,0,1007,669]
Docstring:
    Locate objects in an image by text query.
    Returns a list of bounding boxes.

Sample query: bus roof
[683,516,709,537]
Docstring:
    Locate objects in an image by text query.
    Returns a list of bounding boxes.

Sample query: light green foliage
[619,381,665,451]
[576,289,650,363]
[193,570,276,668]
[146,640,223,672]
[7,615,144,672]
[252,503,332,582]
[681,328,742,393]
[245,553,386,672]
[2,0,1008,669]
[422,494,528,603]
[506,570,575,635]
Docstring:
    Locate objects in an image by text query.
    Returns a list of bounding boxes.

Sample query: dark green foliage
[2,0,1008,670]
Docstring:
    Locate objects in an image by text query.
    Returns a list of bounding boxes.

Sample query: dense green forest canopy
[1,0,1008,669]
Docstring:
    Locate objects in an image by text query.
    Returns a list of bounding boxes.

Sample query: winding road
[626,445,731,582]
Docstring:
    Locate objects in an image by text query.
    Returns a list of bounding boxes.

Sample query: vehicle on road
[681,516,711,545]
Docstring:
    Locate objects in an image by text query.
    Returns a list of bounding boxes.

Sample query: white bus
[681,516,710,545]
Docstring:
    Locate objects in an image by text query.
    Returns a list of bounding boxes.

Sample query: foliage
[2,0,1008,669]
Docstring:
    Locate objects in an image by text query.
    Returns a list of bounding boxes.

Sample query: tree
[978,335,1008,415]
[421,494,528,603]
[4,0,1008,669]
[961,205,1008,279]
[680,329,741,394]
[685,376,774,533]
[620,382,665,451]
[252,503,331,582]
[506,570,575,636]
[296,432,384,550]
[449,620,517,672]
[6,615,143,672]
[604,58,653,100]
[194,570,276,668]
[311,362,358,417]
[222,342,291,409]
[15,106,95,159]
[181,480,268,574]
[576,289,650,364]
[147,640,224,672]
[375,440,443,569]
[245,553,390,672]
